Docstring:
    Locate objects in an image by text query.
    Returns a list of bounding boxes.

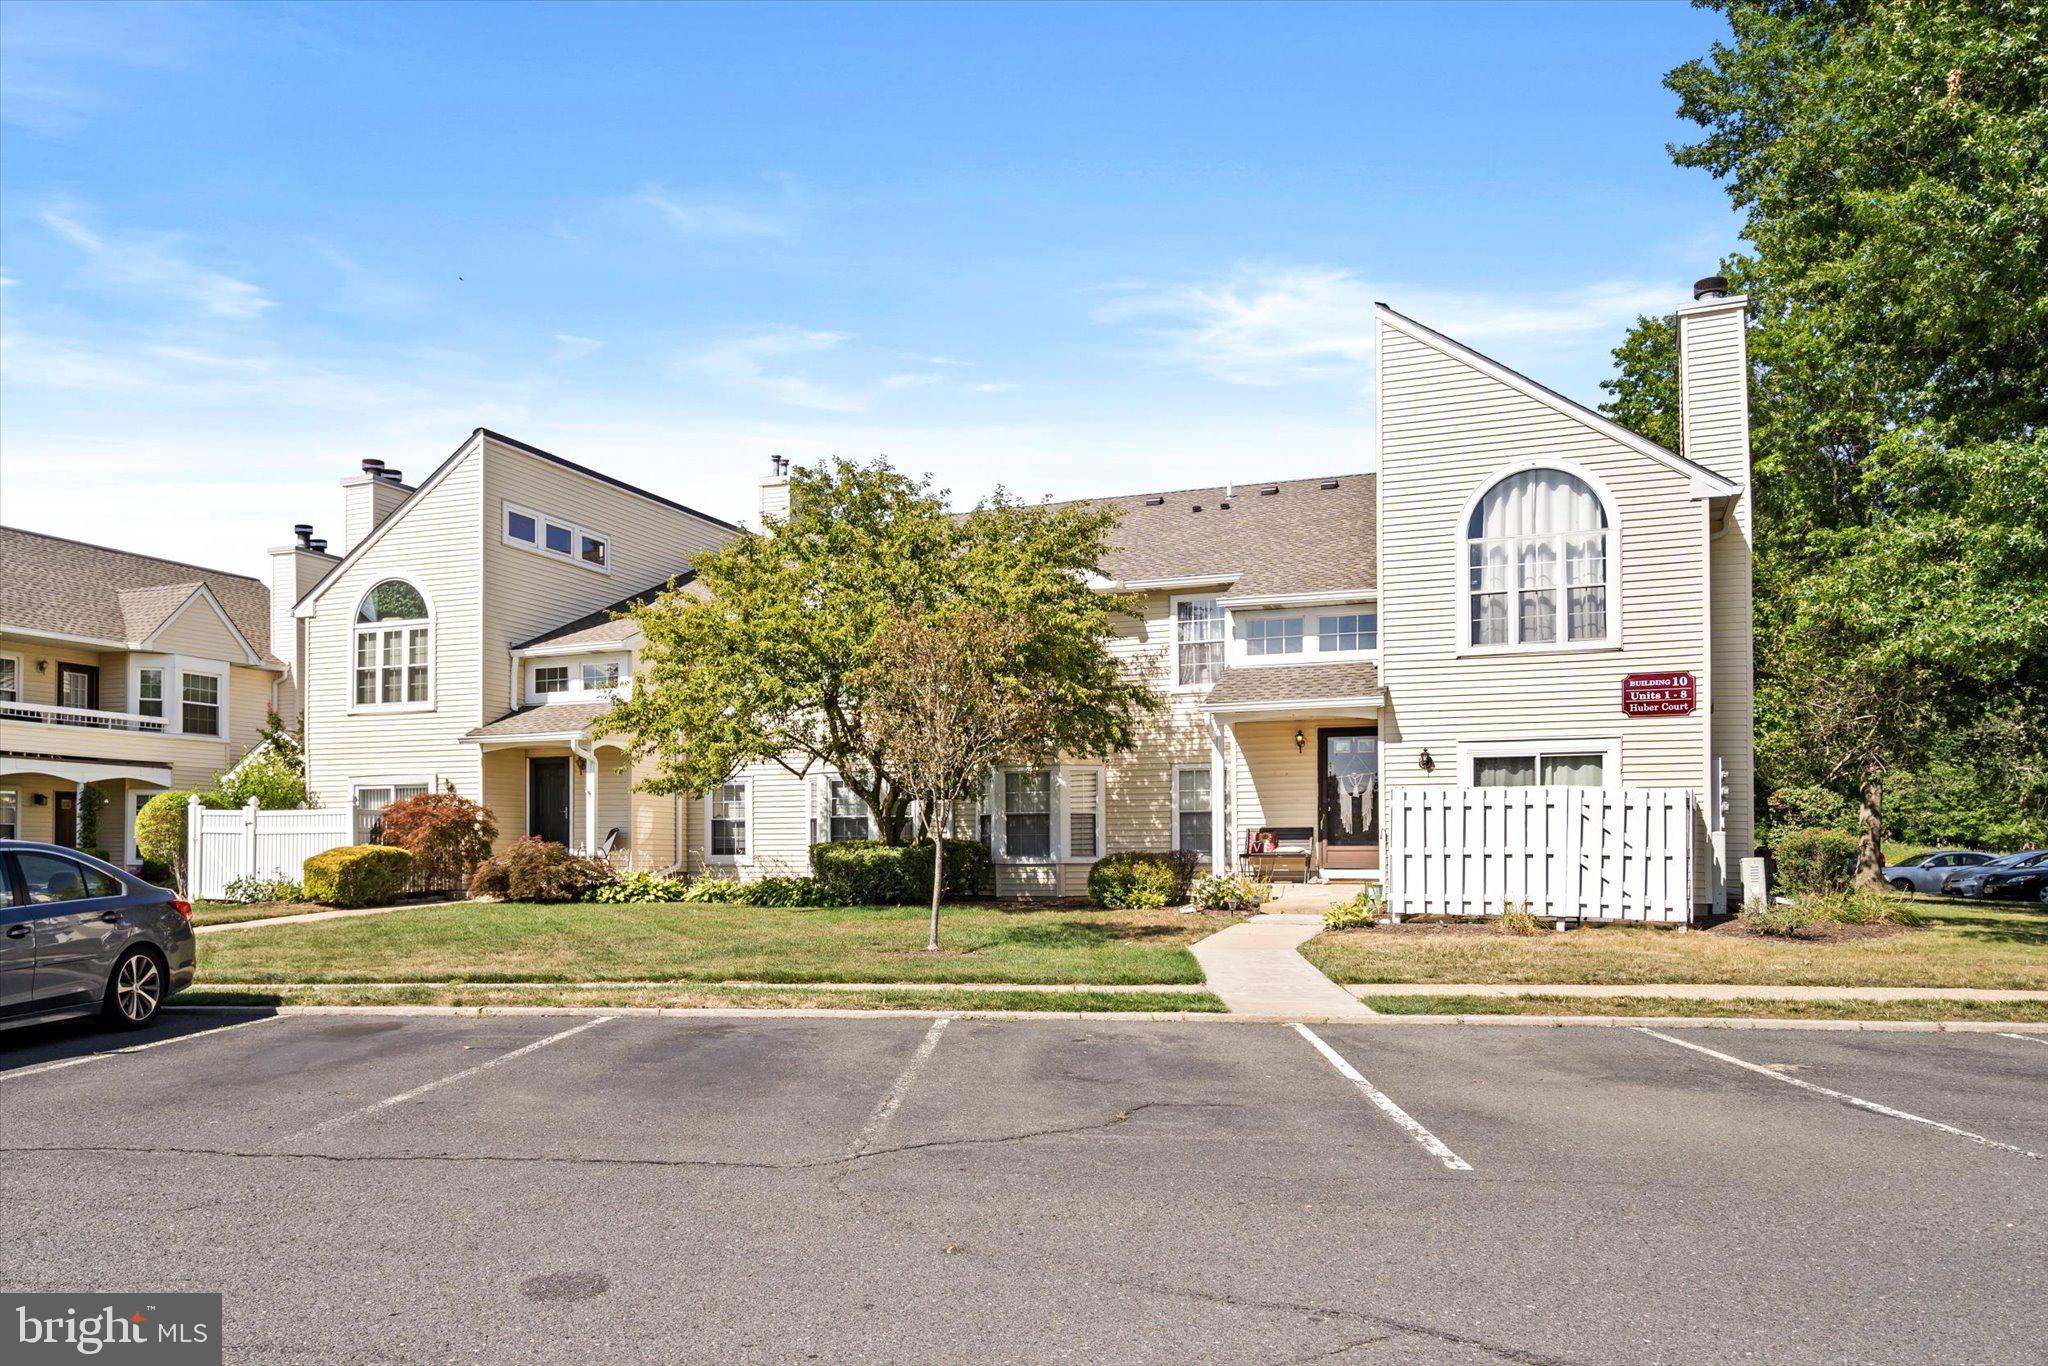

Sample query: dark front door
[53,792,78,849]
[528,757,572,846]
[56,663,100,712]
[1318,727,1380,870]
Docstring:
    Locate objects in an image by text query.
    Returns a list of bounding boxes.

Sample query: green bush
[1190,871,1268,912]
[1322,886,1382,930]
[679,876,752,904]
[1087,851,1198,908]
[587,869,693,903]
[1774,827,1859,894]
[1809,889,1923,927]
[221,874,303,905]
[811,839,992,905]
[303,845,413,909]
[133,790,228,894]
[212,745,307,810]
[1741,899,1818,937]
[467,839,610,903]
[750,876,842,907]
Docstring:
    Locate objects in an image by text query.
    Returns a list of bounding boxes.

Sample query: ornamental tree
[603,458,1158,844]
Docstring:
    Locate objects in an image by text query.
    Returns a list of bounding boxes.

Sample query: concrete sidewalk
[1350,982,2048,1003]
[1189,914,1375,1017]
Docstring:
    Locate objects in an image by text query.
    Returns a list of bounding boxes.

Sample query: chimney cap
[360,458,386,475]
[293,524,314,548]
[380,468,404,484]
[308,538,329,553]
[1693,275,1730,301]
[768,454,790,478]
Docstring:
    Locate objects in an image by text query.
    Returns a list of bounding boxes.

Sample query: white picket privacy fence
[1385,786,1697,923]
[187,798,352,900]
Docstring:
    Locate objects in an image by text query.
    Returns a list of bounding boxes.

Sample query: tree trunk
[927,801,946,953]
[1854,763,1886,889]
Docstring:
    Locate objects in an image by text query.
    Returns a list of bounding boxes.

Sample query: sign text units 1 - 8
[1622,671,1696,716]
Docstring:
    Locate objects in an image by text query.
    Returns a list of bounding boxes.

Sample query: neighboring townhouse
[0,529,290,865]
[713,282,1756,915]
[288,429,742,865]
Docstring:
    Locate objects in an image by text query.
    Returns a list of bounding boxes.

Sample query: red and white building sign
[1622,671,1697,716]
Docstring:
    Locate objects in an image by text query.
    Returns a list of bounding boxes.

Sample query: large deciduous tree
[1601,0,2048,881]
[604,458,1158,842]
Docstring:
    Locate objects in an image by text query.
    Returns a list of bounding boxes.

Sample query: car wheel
[2038,883,2048,904]
[1890,877,1914,893]
[102,948,166,1029]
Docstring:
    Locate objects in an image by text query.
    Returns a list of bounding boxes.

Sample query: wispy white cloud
[623,184,796,240]
[684,327,868,412]
[1096,262,1671,388]
[39,204,274,319]
[553,333,603,362]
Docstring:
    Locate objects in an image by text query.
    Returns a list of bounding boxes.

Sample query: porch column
[1210,720,1229,873]
[75,780,87,851]
[582,753,599,855]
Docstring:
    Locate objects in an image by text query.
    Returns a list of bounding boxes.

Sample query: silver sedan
[1881,849,1996,895]
[1,841,197,1032]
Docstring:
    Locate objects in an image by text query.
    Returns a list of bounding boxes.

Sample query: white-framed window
[1002,769,1054,861]
[180,672,221,736]
[0,788,18,840]
[709,779,750,859]
[352,781,430,843]
[1317,612,1377,652]
[1466,468,1612,649]
[1174,596,1224,688]
[1174,766,1213,856]
[1244,617,1303,657]
[504,501,611,575]
[137,668,164,718]
[0,652,19,704]
[1461,740,1618,789]
[825,777,872,843]
[581,661,621,691]
[534,665,570,695]
[353,579,432,709]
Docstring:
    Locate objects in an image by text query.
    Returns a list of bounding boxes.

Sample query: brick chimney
[341,458,412,553]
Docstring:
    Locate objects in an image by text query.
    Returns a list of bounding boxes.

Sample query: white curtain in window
[1469,469,1606,539]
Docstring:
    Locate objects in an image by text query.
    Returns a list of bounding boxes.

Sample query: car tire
[1890,877,1914,893]
[102,947,166,1030]
[2038,884,2048,904]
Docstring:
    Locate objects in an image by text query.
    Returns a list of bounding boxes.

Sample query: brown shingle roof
[513,572,697,650]
[0,527,275,660]
[462,701,614,741]
[1204,661,1382,709]
[1055,474,1375,599]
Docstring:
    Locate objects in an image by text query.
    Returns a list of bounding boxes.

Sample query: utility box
[1739,857,1769,911]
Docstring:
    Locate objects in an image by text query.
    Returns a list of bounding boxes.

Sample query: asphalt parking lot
[3,1012,2044,1364]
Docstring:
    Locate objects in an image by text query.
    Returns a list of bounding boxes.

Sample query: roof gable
[0,526,276,659]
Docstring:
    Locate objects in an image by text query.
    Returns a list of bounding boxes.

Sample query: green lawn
[1304,901,2048,991]
[196,900,1210,986]
[1359,993,2048,1024]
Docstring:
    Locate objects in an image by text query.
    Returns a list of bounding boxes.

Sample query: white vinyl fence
[1385,786,1697,924]
[187,798,352,900]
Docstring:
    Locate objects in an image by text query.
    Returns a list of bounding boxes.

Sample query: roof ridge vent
[1259,485,1279,496]
[1320,479,1340,490]
[1143,495,1165,506]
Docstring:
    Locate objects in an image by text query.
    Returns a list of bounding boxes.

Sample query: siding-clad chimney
[1676,281,1755,903]
[341,458,412,552]
[268,525,340,721]
[758,454,792,526]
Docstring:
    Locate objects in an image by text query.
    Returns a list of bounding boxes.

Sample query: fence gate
[1384,786,1696,923]
[186,798,352,900]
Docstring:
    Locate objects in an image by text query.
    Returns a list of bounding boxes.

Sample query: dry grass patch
[1358,993,2048,1024]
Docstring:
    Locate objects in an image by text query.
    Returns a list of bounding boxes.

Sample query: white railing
[1385,786,1696,924]
[0,700,168,734]
[187,798,352,900]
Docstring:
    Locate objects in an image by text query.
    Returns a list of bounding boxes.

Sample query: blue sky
[0,0,1738,578]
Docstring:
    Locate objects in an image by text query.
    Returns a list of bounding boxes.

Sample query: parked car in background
[1964,850,2048,903]
[1883,850,1996,895]
[1945,850,2048,900]
[1,841,195,1032]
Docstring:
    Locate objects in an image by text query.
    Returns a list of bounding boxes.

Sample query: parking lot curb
[160,1004,2048,1032]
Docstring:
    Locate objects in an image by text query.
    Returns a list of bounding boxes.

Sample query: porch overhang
[460,701,625,750]
[2,751,175,787]
[1202,694,1384,725]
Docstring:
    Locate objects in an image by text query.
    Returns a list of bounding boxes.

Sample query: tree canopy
[1602,0,2048,873]
[602,458,1159,842]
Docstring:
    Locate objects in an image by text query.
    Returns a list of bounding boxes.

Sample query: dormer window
[1467,468,1612,649]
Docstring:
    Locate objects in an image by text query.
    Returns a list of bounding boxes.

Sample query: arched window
[354,579,432,707]
[1467,469,1610,648]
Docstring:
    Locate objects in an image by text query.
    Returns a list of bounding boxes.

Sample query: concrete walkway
[1189,914,1375,1017]
[1349,982,2048,1003]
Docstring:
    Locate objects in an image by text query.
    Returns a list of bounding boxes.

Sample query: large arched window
[1467,469,1610,648]
[354,579,432,707]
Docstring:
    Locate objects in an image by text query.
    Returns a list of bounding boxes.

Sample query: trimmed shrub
[1322,887,1382,930]
[1087,851,1194,909]
[749,876,842,907]
[303,845,413,909]
[133,789,228,895]
[812,839,993,905]
[379,791,498,888]
[587,869,692,903]
[498,838,611,903]
[1190,871,1269,912]
[1774,827,1859,895]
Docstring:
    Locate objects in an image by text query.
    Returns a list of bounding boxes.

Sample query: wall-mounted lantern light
[1418,749,1436,773]
[1293,728,1306,754]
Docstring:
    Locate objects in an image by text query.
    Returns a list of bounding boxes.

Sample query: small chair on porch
[1243,827,1314,883]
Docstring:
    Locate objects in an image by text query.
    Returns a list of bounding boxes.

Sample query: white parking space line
[278,1016,615,1144]
[1292,1024,1473,1172]
[1637,1028,2043,1162]
[1998,1032,2048,1048]
[851,1016,951,1157]
[1,1015,283,1082]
